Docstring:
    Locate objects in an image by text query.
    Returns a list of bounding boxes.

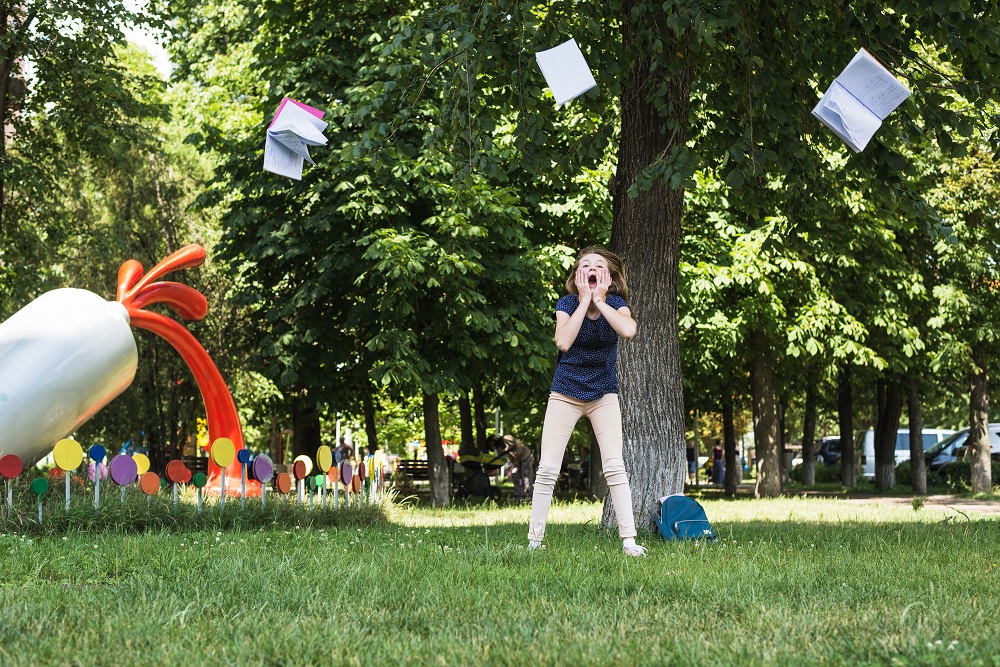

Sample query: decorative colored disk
[237,449,252,465]
[275,472,292,494]
[192,473,208,489]
[316,446,333,473]
[30,478,49,496]
[293,455,312,479]
[210,438,236,467]
[306,475,318,491]
[351,474,362,493]
[109,455,138,486]
[292,459,307,481]
[133,453,151,475]
[89,445,107,463]
[165,460,189,484]
[87,462,108,482]
[139,472,160,495]
[251,456,274,484]
[358,461,367,480]
[340,461,353,485]
[0,454,22,479]
[314,474,324,488]
[53,438,84,472]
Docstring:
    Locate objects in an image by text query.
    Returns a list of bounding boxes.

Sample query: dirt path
[835,494,1000,517]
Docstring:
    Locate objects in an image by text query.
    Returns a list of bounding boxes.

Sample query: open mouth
[588,274,598,287]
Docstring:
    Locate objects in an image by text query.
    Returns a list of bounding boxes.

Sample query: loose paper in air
[535,38,598,106]
[812,49,910,153]
[264,98,328,180]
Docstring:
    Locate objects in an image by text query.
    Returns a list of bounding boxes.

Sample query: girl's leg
[586,394,637,539]
[528,393,584,542]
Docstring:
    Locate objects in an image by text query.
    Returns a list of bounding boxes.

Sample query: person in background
[712,439,725,486]
[335,436,353,464]
[502,434,534,502]
[686,439,697,485]
[527,246,647,557]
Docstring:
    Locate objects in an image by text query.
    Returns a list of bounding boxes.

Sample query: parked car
[861,428,955,480]
[924,425,1000,472]
[815,437,840,466]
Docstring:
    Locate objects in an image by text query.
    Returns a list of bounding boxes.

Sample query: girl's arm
[554,269,592,352]
[592,267,637,340]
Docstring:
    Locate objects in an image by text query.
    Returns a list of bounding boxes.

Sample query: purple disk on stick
[109,455,138,486]
[251,455,274,483]
[340,461,353,485]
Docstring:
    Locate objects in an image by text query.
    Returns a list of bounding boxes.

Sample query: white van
[861,428,955,480]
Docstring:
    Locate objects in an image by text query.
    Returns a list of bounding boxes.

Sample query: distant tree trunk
[291,399,321,461]
[269,414,281,464]
[458,391,474,452]
[472,383,488,450]
[362,390,378,454]
[778,397,788,484]
[907,376,926,495]
[838,366,856,487]
[874,381,903,490]
[751,329,781,497]
[801,381,818,486]
[969,345,991,494]
[722,389,738,497]
[604,0,692,531]
[422,391,449,506]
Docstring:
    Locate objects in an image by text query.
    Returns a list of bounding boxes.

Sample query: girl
[528,247,646,557]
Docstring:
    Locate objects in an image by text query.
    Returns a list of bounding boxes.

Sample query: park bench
[396,458,430,482]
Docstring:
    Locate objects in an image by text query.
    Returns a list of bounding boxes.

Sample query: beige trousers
[528,392,637,540]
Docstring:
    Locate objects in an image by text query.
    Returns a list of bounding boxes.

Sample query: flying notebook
[263,98,328,180]
[812,49,910,153]
[535,38,597,106]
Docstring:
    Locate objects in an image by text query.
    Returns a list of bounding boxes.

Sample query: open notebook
[812,49,910,152]
[264,98,328,180]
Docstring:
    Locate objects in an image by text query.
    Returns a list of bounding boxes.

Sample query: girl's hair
[565,246,629,300]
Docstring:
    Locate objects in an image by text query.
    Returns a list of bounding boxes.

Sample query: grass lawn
[0,494,998,666]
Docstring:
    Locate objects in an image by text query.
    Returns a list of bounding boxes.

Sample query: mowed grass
[0,496,998,666]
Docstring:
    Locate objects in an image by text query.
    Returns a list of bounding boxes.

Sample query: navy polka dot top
[550,293,628,401]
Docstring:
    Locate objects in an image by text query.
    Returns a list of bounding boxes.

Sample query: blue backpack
[653,494,716,541]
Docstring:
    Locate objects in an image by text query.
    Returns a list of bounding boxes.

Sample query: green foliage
[789,462,842,484]
[936,460,1000,491]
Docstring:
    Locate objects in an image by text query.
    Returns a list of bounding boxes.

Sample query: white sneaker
[528,539,543,551]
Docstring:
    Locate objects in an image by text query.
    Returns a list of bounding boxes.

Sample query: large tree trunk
[801,381,818,486]
[907,376,926,495]
[291,398,321,461]
[874,381,903,490]
[362,390,379,454]
[969,345,991,494]
[838,366,856,487]
[604,0,692,532]
[422,391,449,507]
[751,329,781,497]
[722,389,739,497]
[778,398,788,485]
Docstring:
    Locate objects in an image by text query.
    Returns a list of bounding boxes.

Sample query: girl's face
[578,253,609,288]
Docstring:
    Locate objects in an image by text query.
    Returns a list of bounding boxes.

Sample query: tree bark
[778,397,788,485]
[907,376,926,495]
[604,0,692,532]
[362,390,379,454]
[969,345,991,494]
[291,399,321,461]
[722,389,739,497]
[838,366,856,487]
[801,381,818,486]
[458,391,474,452]
[472,383,488,450]
[422,391,450,506]
[751,329,781,497]
[874,380,903,490]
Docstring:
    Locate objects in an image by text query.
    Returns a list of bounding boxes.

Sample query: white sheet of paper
[263,99,328,179]
[812,48,909,152]
[535,38,597,106]
[811,81,882,153]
